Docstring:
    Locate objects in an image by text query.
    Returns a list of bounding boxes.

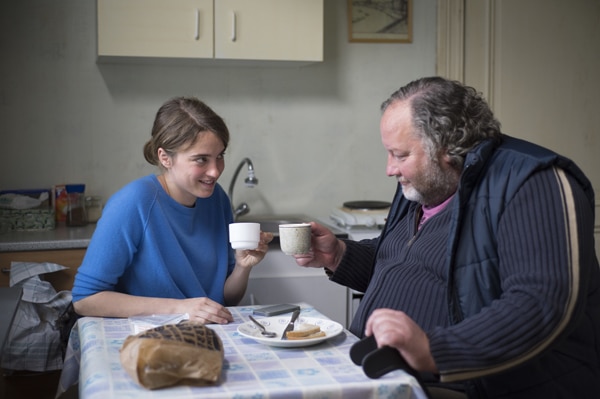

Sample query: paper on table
[128,314,189,334]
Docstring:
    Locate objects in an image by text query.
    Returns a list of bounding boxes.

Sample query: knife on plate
[281,309,301,340]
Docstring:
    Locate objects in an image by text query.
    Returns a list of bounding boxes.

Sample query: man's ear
[439,150,456,168]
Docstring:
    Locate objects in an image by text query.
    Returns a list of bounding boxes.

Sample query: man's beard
[400,160,459,207]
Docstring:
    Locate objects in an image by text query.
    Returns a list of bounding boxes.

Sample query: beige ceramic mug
[278,223,311,255]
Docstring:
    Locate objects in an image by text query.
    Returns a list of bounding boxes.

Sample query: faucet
[228,157,259,220]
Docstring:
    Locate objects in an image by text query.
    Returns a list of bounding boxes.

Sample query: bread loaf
[120,321,224,389]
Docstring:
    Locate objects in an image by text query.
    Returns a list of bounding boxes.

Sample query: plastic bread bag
[1,261,74,372]
[120,320,224,390]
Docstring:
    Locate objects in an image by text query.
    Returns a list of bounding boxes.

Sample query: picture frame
[348,0,412,43]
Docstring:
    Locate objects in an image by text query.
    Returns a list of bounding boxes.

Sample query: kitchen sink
[235,214,349,239]
[236,214,311,235]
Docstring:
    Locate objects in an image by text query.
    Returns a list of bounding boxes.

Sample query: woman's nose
[207,162,223,178]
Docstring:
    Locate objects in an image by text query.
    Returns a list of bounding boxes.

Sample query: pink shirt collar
[419,194,456,229]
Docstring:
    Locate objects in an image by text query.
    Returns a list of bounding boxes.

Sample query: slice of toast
[286,331,326,340]
[285,323,323,339]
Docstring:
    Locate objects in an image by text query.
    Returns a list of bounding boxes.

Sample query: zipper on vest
[407,206,423,246]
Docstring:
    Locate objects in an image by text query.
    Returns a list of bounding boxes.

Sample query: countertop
[0,224,96,252]
[0,216,349,253]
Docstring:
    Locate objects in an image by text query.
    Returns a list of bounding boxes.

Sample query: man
[295,77,600,398]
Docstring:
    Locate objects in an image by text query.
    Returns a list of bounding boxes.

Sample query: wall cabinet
[97,0,324,62]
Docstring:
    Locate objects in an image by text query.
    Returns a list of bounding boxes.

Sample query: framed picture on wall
[348,0,412,43]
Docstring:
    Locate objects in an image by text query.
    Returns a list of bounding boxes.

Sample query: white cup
[229,222,261,250]
[279,223,311,255]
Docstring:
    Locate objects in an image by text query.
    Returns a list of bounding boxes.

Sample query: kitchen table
[56,304,427,399]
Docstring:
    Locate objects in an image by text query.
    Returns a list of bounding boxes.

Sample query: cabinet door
[0,249,86,292]
[98,0,214,58]
[214,0,323,61]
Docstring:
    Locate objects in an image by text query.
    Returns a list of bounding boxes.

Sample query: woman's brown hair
[143,97,230,167]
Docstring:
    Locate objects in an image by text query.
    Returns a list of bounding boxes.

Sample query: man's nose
[386,158,399,177]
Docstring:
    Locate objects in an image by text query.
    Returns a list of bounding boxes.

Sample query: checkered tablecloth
[57,304,427,399]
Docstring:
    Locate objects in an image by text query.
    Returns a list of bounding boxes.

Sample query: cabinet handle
[1,267,10,275]
[194,9,200,40]
[231,11,237,42]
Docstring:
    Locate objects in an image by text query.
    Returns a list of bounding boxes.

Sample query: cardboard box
[0,189,55,231]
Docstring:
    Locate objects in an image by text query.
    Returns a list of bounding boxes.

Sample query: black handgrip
[350,335,432,399]
[350,334,378,365]
[351,335,417,378]
[362,345,414,379]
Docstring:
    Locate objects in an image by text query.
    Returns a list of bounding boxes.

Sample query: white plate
[237,316,344,348]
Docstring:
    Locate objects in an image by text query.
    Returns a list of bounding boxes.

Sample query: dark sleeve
[328,237,379,293]
[428,167,599,382]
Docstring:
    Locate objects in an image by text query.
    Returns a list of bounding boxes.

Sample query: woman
[72,97,272,324]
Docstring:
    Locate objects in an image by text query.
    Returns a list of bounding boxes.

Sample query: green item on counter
[0,209,56,232]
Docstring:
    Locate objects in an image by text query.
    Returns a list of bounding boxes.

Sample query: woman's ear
[157,148,172,169]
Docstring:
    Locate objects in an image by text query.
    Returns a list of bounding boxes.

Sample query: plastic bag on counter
[0,261,76,372]
[0,191,49,210]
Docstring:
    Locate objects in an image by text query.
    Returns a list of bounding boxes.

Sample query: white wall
[0,0,437,218]
[456,0,600,258]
